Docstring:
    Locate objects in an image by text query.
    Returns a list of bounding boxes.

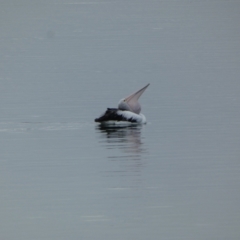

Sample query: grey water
[1,0,240,239]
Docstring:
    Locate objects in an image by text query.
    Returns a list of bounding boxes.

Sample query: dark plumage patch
[95,108,137,123]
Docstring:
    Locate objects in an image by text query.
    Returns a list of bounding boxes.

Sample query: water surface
[1,0,240,239]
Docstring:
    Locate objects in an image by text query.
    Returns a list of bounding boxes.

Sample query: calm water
[1,1,240,239]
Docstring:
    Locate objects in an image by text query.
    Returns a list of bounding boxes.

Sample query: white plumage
[119,111,146,124]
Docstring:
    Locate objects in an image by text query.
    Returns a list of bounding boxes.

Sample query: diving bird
[95,83,150,125]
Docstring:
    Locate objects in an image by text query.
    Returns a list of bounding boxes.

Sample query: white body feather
[118,110,146,124]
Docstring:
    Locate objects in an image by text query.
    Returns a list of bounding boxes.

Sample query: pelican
[95,83,150,125]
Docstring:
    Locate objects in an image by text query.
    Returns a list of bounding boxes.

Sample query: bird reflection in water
[95,125,149,186]
[96,124,147,156]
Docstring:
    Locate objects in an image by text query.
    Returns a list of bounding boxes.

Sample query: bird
[95,83,150,125]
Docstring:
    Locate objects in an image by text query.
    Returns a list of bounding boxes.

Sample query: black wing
[95,108,137,123]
